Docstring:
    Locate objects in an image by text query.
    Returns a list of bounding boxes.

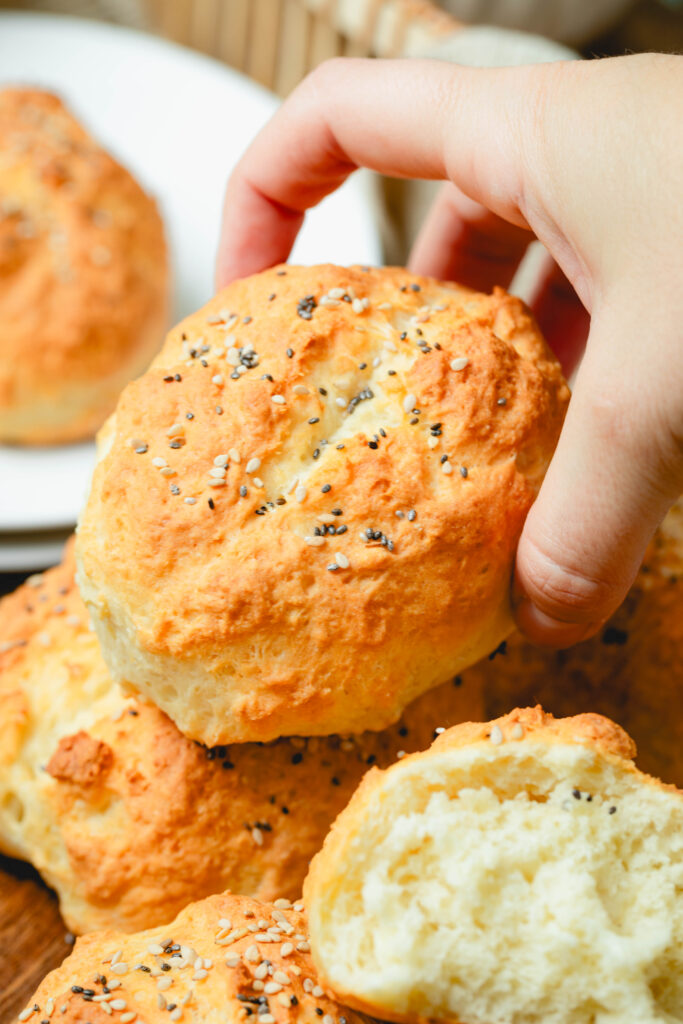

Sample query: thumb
[514,304,683,647]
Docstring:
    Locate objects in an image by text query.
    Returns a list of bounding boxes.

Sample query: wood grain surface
[0,856,72,1024]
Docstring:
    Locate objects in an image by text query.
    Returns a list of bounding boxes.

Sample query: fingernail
[514,598,600,649]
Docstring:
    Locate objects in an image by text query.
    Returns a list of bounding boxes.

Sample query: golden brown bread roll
[0,88,168,444]
[0,542,482,935]
[14,892,365,1024]
[76,264,569,745]
[471,498,683,785]
[304,707,683,1024]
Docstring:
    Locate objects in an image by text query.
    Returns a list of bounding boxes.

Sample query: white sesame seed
[110,1000,127,1010]
[238,361,249,374]
[184,497,197,505]
[335,397,346,409]
[372,355,382,367]
[428,436,441,449]
[397,750,406,758]
[193,969,208,980]
[252,827,264,845]
[209,467,227,478]
[274,898,292,909]
[18,1009,34,1021]
[158,995,166,1011]
[295,485,307,503]
[511,723,524,740]
[254,963,269,980]
[441,461,453,474]
[120,1014,136,1023]
[106,980,121,990]
[101,1006,112,1017]
[297,941,311,953]
[229,448,241,463]
[323,1015,334,1024]
[328,287,345,299]
[435,726,445,734]
[214,454,229,467]
[272,395,286,404]
[264,982,282,994]
[319,296,340,308]
[166,423,184,437]
[152,457,167,468]
[253,477,264,488]
[403,393,417,413]
[303,979,314,993]
[490,724,504,745]
[384,339,397,352]
[226,957,240,967]
[244,944,261,963]
[253,980,265,992]
[293,385,309,395]
[148,942,164,955]
[450,356,469,371]
[259,1016,275,1024]
[318,513,336,524]
[351,298,364,314]
[157,977,172,991]
[293,902,304,912]
[169,1010,182,1022]
[280,942,294,957]
[246,458,261,473]
[304,536,325,546]
[227,348,241,366]
[111,962,128,974]
[45,1000,54,1017]
[212,374,223,385]
[312,985,324,997]
[334,553,349,569]
[273,970,290,985]
[218,918,231,928]
[277,994,292,1008]
[160,467,176,477]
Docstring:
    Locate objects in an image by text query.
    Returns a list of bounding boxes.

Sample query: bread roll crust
[0,542,482,935]
[0,88,168,444]
[17,892,366,1024]
[77,264,568,745]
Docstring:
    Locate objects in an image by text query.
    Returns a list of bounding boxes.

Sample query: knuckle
[520,535,617,623]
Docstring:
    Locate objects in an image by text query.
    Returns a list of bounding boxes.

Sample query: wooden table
[0,856,71,1023]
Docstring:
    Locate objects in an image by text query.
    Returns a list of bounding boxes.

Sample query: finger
[408,182,532,293]
[216,57,545,287]
[527,250,590,378]
[514,304,683,648]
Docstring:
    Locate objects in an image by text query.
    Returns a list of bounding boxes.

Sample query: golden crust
[76,264,569,744]
[17,892,366,1024]
[303,707,676,1023]
[0,88,168,444]
[0,543,483,935]
[472,498,683,785]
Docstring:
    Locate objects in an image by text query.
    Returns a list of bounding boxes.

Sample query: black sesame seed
[321,484,331,493]
[312,448,320,459]
[602,626,629,646]
[368,440,378,449]
[398,726,408,737]
[497,397,507,406]
[244,316,252,324]
[281,806,289,814]
[488,640,507,660]
[276,497,286,505]
[208,498,215,509]
[286,348,294,358]
[359,362,367,369]
[379,428,386,437]
[308,417,320,424]
[331,508,342,516]
[609,806,617,814]
[440,454,448,464]
[171,484,180,495]
[336,443,345,449]
[291,752,303,765]
[261,373,274,382]
[453,675,462,687]
[410,417,418,425]
[366,754,376,765]
[174,374,181,381]
[319,387,327,396]
[411,283,421,292]
[314,527,322,536]
[407,510,416,522]
[72,987,84,994]
[291,997,298,1006]
[163,375,174,382]
[336,524,348,535]
[388,369,396,376]
[327,563,339,572]
[460,466,468,478]
[315,1010,324,1016]
[135,445,148,454]
[169,440,183,449]
[276,269,287,276]
[434,342,442,350]
[269,293,276,301]
[240,485,247,497]
[572,789,582,800]
[215,405,223,414]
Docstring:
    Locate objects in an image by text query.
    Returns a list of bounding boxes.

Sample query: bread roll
[471,499,683,785]
[76,264,568,745]
[304,707,683,1024]
[0,542,482,935]
[14,892,364,1024]
[0,88,168,444]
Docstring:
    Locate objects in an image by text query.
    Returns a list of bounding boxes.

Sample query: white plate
[0,13,382,539]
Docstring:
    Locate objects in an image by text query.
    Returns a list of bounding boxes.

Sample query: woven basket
[145,0,462,95]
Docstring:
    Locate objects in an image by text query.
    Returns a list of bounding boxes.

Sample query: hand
[217,53,683,648]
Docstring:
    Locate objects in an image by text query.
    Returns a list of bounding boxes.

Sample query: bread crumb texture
[77,264,568,745]
[305,707,683,1024]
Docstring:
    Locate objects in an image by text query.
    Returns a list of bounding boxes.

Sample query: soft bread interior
[309,742,683,1024]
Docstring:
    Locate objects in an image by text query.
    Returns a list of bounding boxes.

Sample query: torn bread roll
[304,707,683,1024]
[0,541,481,935]
[76,264,568,745]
